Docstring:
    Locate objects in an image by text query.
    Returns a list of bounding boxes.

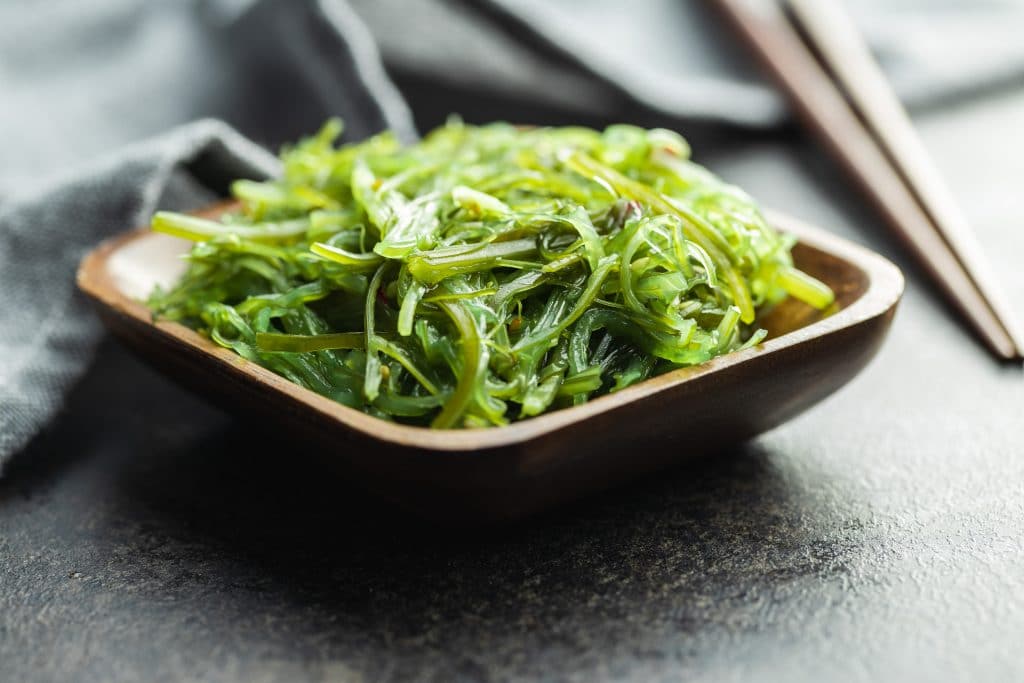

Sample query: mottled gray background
[2,1,1024,682]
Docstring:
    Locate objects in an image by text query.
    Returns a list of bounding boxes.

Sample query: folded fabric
[0,0,414,468]
[0,122,278,463]
[354,0,1024,127]
[0,0,413,196]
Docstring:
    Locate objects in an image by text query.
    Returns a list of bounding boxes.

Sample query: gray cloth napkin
[0,0,414,467]
[355,0,1024,126]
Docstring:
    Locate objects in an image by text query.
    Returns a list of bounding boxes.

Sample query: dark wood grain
[76,205,902,523]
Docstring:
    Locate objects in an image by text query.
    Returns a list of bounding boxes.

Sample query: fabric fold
[354,0,1024,128]
[0,0,413,467]
[0,120,278,465]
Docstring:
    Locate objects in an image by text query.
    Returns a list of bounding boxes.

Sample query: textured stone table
[2,87,1022,682]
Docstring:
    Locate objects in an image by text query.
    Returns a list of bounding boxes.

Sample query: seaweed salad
[149,120,834,428]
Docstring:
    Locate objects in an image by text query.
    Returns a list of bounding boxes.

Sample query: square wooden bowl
[78,205,902,523]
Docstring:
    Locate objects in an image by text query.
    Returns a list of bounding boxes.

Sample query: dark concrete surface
[2,87,1023,682]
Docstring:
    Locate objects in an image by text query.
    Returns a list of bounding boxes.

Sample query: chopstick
[712,0,1024,361]
[785,0,1024,360]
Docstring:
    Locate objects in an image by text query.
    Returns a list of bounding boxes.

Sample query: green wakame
[149,120,834,428]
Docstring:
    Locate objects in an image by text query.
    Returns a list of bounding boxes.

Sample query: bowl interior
[758,241,869,339]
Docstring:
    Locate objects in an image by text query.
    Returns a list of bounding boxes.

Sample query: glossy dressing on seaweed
[149,119,833,428]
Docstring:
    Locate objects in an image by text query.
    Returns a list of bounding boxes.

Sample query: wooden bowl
[77,205,902,523]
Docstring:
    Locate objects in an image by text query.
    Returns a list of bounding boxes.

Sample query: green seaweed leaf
[148,119,833,428]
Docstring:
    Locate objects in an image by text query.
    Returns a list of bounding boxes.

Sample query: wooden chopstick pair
[713,0,1024,361]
